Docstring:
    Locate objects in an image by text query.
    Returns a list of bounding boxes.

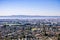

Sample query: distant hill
[0,15,60,19]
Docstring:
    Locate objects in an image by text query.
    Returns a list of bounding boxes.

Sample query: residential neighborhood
[0,18,60,40]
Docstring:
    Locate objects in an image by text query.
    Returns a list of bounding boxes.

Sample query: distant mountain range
[0,15,60,19]
[0,15,60,17]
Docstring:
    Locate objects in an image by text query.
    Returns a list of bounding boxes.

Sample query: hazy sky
[0,0,60,16]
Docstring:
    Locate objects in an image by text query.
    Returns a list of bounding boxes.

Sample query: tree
[0,31,2,40]
[58,34,60,40]
[43,23,46,36]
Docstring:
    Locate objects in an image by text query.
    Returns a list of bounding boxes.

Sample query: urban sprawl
[0,18,60,40]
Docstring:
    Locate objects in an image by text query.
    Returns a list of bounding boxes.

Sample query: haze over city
[0,0,60,16]
[0,0,60,40]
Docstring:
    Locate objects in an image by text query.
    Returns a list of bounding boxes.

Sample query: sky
[0,0,60,16]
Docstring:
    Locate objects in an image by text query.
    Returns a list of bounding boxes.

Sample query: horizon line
[0,15,60,17]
